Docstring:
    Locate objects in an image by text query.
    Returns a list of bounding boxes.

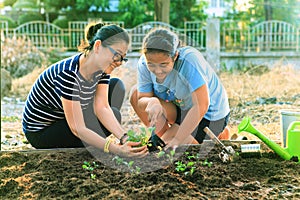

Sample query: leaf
[90,174,96,179]
[82,165,88,169]
[157,151,165,158]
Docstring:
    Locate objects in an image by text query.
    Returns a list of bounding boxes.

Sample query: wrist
[104,138,113,153]
[120,133,128,145]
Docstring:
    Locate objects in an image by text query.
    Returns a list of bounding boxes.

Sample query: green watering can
[238,117,300,163]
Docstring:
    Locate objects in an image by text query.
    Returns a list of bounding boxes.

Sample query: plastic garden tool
[238,117,299,163]
[203,127,236,163]
[147,131,166,152]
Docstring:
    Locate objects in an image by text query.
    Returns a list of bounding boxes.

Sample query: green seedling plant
[175,160,196,176]
[201,159,213,168]
[112,156,141,174]
[174,151,197,176]
[157,147,176,164]
[173,152,213,176]
[82,161,99,179]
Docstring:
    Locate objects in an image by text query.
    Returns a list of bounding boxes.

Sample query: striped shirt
[22,53,110,133]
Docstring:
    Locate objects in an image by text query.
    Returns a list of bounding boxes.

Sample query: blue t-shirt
[137,46,230,121]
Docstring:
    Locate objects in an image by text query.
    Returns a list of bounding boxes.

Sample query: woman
[130,28,230,149]
[22,23,148,157]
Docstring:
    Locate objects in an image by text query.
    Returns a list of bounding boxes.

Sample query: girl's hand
[120,141,148,158]
[164,137,180,151]
[145,98,164,126]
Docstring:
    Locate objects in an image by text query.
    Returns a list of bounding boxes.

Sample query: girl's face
[145,52,175,82]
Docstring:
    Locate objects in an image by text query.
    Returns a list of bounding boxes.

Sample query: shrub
[53,18,69,29]
[1,36,50,78]
[0,15,17,28]
[17,12,44,25]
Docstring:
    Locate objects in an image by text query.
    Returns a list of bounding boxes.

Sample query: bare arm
[166,84,209,147]
[94,83,124,140]
[137,91,166,127]
[62,97,147,157]
[62,98,110,151]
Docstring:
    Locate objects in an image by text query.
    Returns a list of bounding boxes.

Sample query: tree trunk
[154,0,170,23]
[264,0,272,21]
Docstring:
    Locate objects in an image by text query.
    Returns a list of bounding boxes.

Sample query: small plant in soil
[175,160,196,176]
[82,161,99,179]
[201,159,213,168]
[174,152,213,175]
[112,156,141,174]
[157,147,176,164]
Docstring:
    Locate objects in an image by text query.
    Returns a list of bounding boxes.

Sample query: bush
[53,18,69,29]
[1,36,50,78]
[17,12,44,25]
[0,15,17,28]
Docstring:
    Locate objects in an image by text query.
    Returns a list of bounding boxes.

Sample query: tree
[117,0,153,28]
[3,0,17,7]
[170,0,207,28]
[263,0,272,21]
[154,0,170,23]
[237,0,299,24]
[12,0,38,10]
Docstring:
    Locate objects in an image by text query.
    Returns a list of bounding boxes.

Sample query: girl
[130,28,230,149]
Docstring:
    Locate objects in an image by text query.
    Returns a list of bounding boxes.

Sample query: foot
[218,126,230,140]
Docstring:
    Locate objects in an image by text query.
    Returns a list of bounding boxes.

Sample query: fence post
[206,18,220,72]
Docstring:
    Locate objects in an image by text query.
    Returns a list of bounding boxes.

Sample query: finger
[164,144,170,151]
[131,145,147,153]
[127,147,148,158]
[150,115,157,126]
[134,148,149,158]
[165,143,177,152]
[172,145,178,152]
[127,141,141,147]
[149,118,156,127]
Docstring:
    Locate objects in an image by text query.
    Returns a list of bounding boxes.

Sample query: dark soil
[1,143,299,200]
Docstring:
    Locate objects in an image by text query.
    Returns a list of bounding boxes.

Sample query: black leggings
[175,106,230,144]
[25,78,125,149]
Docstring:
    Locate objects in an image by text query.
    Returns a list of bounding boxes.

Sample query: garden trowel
[203,127,236,163]
[147,129,166,152]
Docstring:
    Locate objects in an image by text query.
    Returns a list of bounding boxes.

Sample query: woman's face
[106,41,128,68]
[94,40,128,70]
[145,52,174,82]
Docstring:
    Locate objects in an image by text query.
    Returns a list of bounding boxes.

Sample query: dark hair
[78,23,130,53]
[142,28,180,57]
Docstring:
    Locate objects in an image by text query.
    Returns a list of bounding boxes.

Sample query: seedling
[126,127,155,147]
[201,159,213,167]
[156,147,175,164]
[112,156,141,174]
[82,161,99,179]
[175,160,196,176]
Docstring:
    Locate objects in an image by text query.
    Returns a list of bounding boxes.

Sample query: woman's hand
[119,141,148,158]
[145,98,164,126]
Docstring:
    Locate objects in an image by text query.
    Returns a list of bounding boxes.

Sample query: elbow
[69,124,85,138]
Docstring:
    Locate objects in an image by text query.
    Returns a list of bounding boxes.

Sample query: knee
[110,78,125,94]
[111,107,122,123]
[129,84,138,106]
